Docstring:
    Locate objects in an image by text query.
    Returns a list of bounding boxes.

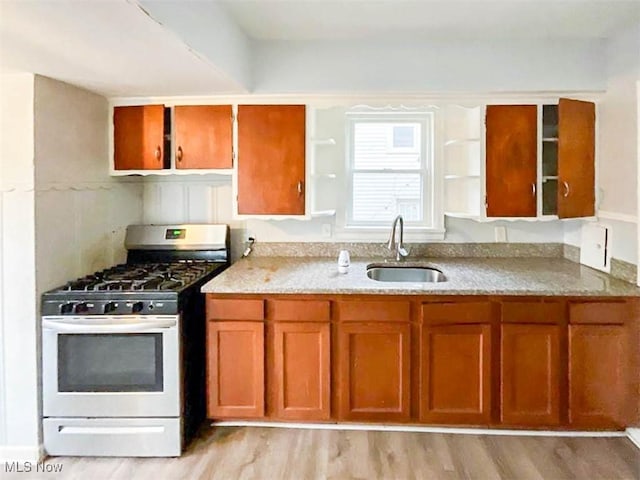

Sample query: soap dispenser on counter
[338,250,350,274]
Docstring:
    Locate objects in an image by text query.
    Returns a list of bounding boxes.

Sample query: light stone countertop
[202,256,640,297]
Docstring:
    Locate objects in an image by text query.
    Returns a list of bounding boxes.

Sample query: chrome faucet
[386,215,409,261]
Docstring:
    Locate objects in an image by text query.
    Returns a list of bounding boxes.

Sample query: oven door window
[57,334,163,392]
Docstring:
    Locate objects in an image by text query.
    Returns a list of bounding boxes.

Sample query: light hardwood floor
[3,427,639,480]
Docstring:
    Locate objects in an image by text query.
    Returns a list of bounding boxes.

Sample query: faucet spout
[387,215,409,261]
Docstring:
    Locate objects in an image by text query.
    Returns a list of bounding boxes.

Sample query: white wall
[566,23,640,266]
[253,39,606,93]
[598,24,640,217]
[0,73,39,461]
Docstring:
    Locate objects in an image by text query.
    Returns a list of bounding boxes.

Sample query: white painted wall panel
[0,73,36,458]
[1,191,38,452]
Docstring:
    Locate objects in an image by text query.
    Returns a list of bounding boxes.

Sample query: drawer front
[422,302,492,325]
[337,301,411,322]
[268,299,331,322]
[207,297,264,321]
[502,301,564,324]
[569,302,630,325]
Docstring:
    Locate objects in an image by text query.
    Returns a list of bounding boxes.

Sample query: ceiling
[0,0,639,97]
[221,0,640,40]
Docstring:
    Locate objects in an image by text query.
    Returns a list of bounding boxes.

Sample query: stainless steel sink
[366,265,447,283]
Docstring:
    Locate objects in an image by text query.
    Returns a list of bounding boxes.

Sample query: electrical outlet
[494,226,507,242]
[321,224,332,238]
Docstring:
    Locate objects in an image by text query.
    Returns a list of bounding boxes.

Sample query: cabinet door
[337,323,410,422]
[207,321,264,418]
[558,99,595,218]
[485,105,537,217]
[501,324,560,426]
[113,105,165,170]
[272,322,330,420]
[237,105,306,215]
[174,105,232,169]
[569,325,629,428]
[421,324,491,424]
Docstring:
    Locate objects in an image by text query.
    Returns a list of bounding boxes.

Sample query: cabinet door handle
[562,181,570,198]
[297,181,304,196]
[531,183,536,196]
[176,146,183,163]
[154,146,162,161]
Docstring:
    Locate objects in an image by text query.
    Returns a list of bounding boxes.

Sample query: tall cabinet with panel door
[236,105,307,216]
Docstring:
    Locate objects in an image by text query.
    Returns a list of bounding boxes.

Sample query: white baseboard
[212,421,627,438]
[0,444,45,463]
[627,428,640,449]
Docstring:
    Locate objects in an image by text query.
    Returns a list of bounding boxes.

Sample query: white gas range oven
[41,224,229,457]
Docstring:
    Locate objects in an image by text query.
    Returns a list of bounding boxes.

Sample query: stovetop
[59,261,220,293]
[41,261,226,316]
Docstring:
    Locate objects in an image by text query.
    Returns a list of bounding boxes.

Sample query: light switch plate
[580,223,610,273]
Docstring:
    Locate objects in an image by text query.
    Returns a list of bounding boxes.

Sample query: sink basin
[366,265,447,283]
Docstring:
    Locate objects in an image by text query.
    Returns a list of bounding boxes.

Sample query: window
[346,109,436,229]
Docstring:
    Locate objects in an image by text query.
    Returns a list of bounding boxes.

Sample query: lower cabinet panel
[207,321,265,418]
[569,325,629,429]
[501,324,561,426]
[338,323,411,422]
[421,324,492,424]
[272,322,331,420]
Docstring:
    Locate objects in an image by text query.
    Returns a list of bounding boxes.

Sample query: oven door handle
[42,319,177,333]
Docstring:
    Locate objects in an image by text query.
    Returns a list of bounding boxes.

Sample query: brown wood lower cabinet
[501,324,561,426]
[421,324,492,424]
[205,294,638,430]
[207,321,264,418]
[337,322,411,422]
[569,325,629,428]
[271,322,330,420]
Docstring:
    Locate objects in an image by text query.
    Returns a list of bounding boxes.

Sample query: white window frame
[336,108,444,240]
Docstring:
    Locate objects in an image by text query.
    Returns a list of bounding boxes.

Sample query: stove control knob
[131,302,144,314]
[60,303,74,315]
[74,303,89,314]
[104,302,118,314]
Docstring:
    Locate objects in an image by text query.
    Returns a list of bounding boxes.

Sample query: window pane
[393,125,415,148]
[352,173,422,223]
[353,122,421,170]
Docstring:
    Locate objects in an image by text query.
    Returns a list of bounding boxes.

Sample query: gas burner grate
[60,262,220,292]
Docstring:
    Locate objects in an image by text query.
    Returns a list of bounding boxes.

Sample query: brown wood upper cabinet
[113,105,165,170]
[485,105,538,217]
[174,105,233,169]
[485,99,595,218]
[237,105,306,215]
[557,99,595,218]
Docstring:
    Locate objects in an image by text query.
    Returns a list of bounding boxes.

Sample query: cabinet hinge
[232,151,236,163]
[484,195,488,209]
[231,113,236,123]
